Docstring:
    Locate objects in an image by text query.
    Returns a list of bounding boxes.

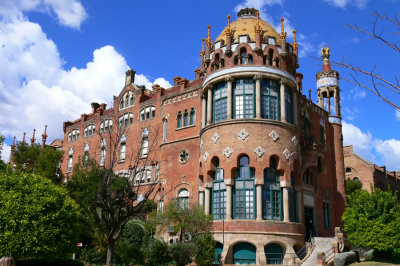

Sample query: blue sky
[0,0,399,170]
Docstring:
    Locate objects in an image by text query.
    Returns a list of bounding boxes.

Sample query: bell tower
[316,47,345,224]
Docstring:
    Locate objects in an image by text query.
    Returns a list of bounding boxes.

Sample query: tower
[316,48,346,221]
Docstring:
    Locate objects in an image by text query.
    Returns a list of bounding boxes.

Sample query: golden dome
[215,9,281,46]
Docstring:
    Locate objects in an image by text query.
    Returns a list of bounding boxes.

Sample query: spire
[206,25,212,46]
[254,11,261,34]
[280,17,287,40]
[225,15,233,37]
[200,39,205,56]
[321,47,331,71]
[31,129,36,145]
[22,132,26,144]
[42,125,48,148]
[292,30,299,53]
[11,136,16,150]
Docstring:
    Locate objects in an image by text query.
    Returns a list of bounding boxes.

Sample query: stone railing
[317,227,345,266]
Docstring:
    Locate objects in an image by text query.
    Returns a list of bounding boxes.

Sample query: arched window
[100,119,113,133]
[190,108,196,125]
[177,111,182,128]
[303,169,313,185]
[100,147,106,166]
[268,49,274,66]
[178,188,189,209]
[213,82,228,122]
[68,129,80,142]
[240,48,247,64]
[260,79,280,120]
[135,169,152,185]
[84,124,96,137]
[119,91,135,110]
[323,192,331,229]
[234,78,255,119]
[214,242,223,264]
[285,87,293,124]
[183,109,189,126]
[140,106,156,121]
[118,113,133,127]
[119,142,126,162]
[265,243,284,264]
[345,167,352,173]
[248,54,253,64]
[234,155,255,219]
[212,158,226,220]
[233,242,256,264]
[263,157,282,220]
[215,53,220,70]
[234,55,239,65]
[162,119,168,143]
[141,130,149,158]
[353,177,359,181]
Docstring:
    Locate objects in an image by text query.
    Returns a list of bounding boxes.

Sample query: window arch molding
[84,124,96,137]
[140,106,156,121]
[119,91,135,110]
[67,129,80,142]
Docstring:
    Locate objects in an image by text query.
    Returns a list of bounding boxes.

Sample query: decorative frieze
[179,150,189,164]
[283,149,291,160]
[223,146,233,158]
[237,128,249,141]
[269,130,279,142]
[211,133,220,144]
[254,146,265,157]
[163,90,198,106]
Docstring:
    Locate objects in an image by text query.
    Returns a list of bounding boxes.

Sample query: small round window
[179,150,189,164]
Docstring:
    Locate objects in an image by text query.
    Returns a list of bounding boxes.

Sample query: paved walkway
[302,237,335,266]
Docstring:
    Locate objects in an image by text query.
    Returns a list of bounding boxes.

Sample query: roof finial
[31,128,36,145]
[200,38,205,56]
[321,47,331,71]
[292,30,299,52]
[42,125,48,148]
[206,25,212,46]
[308,89,312,100]
[11,136,16,150]
[225,15,233,37]
[22,132,26,144]
[280,17,287,39]
[255,11,261,33]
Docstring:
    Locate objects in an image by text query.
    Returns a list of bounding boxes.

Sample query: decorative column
[296,190,303,223]
[283,186,290,222]
[199,188,205,207]
[226,76,233,120]
[207,86,212,125]
[327,95,331,115]
[225,183,233,220]
[204,186,211,215]
[254,75,262,119]
[280,79,287,123]
[201,95,206,128]
[256,184,262,220]
[334,91,339,116]
[293,90,298,126]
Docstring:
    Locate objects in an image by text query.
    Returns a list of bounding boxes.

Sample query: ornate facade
[57,8,347,265]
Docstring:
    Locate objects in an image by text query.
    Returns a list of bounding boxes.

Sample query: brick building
[53,8,348,265]
[344,145,400,194]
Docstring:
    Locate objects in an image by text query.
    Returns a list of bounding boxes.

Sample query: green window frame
[260,79,280,120]
[263,158,282,220]
[234,156,255,219]
[190,108,196,125]
[212,167,226,220]
[177,111,182,128]
[213,82,228,122]
[233,242,257,264]
[265,243,284,265]
[285,86,293,124]
[233,78,255,119]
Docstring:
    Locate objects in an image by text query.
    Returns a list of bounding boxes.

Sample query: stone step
[301,237,335,266]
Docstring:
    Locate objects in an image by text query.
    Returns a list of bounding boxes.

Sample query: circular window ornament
[179,149,189,164]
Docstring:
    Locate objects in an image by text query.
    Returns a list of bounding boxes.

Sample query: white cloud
[323,0,368,9]
[350,87,366,99]
[396,110,400,121]
[0,18,171,142]
[0,0,87,29]
[343,121,400,171]
[1,143,11,163]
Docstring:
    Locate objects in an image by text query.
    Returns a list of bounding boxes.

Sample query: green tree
[194,232,216,266]
[342,188,400,249]
[169,242,196,266]
[0,170,80,259]
[345,178,363,195]
[11,142,64,183]
[0,135,5,170]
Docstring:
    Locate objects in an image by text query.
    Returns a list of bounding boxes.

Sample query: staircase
[301,237,335,266]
